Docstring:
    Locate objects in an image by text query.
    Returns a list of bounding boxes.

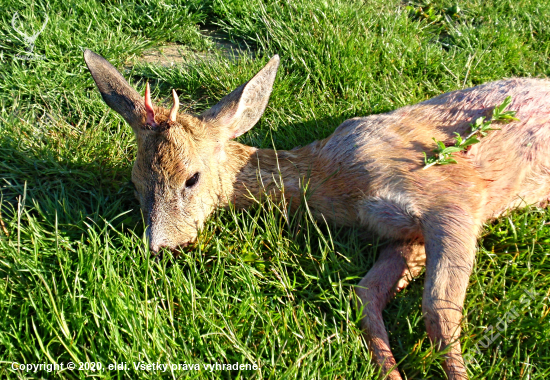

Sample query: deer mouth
[149,239,197,258]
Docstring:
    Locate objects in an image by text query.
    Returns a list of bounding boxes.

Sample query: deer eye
[185,172,200,188]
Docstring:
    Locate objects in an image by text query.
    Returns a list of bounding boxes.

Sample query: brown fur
[84,49,550,379]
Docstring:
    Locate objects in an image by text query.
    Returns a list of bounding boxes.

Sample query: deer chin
[148,238,197,257]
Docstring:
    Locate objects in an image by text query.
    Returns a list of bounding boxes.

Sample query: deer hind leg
[356,242,426,380]
[422,212,479,380]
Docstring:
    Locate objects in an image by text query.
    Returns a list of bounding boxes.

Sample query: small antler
[169,89,179,123]
[145,82,157,127]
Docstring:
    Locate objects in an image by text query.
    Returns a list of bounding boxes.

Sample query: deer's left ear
[200,55,280,139]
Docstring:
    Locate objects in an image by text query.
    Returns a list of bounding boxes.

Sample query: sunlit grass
[1,0,549,378]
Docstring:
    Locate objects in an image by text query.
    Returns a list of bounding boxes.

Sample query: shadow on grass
[0,127,143,241]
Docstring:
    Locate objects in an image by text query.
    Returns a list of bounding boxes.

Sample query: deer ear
[84,49,146,129]
[200,55,280,139]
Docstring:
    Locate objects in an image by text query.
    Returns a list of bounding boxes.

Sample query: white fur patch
[358,189,421,239]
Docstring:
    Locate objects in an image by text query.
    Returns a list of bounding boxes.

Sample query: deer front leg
[356,242,426,379]
[422,212,480,380]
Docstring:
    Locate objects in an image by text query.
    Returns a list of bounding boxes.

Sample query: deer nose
[149,238,172,254]
[146,226,195,255]
[146,226,168,254]
[149,242,161,254]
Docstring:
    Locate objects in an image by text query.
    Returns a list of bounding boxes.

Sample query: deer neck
[223,140,359,226]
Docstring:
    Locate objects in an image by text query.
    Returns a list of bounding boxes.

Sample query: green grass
[1,0,549,378]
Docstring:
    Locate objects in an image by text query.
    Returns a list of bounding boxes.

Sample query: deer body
[84,49,550,379]
[232,78,550,233]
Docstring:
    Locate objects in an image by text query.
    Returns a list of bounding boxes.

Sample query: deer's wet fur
[84,49,550,379]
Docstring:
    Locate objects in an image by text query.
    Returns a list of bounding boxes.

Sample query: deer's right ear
[84,49,147,129]
[200,55,279,140]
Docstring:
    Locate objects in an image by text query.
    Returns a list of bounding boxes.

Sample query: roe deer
[84,49,550,379]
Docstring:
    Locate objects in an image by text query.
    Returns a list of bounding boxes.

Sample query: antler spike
[169,89,179,123]
[145,82,157,127]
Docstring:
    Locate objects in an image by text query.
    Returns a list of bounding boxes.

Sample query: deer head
[84,50,279,253]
